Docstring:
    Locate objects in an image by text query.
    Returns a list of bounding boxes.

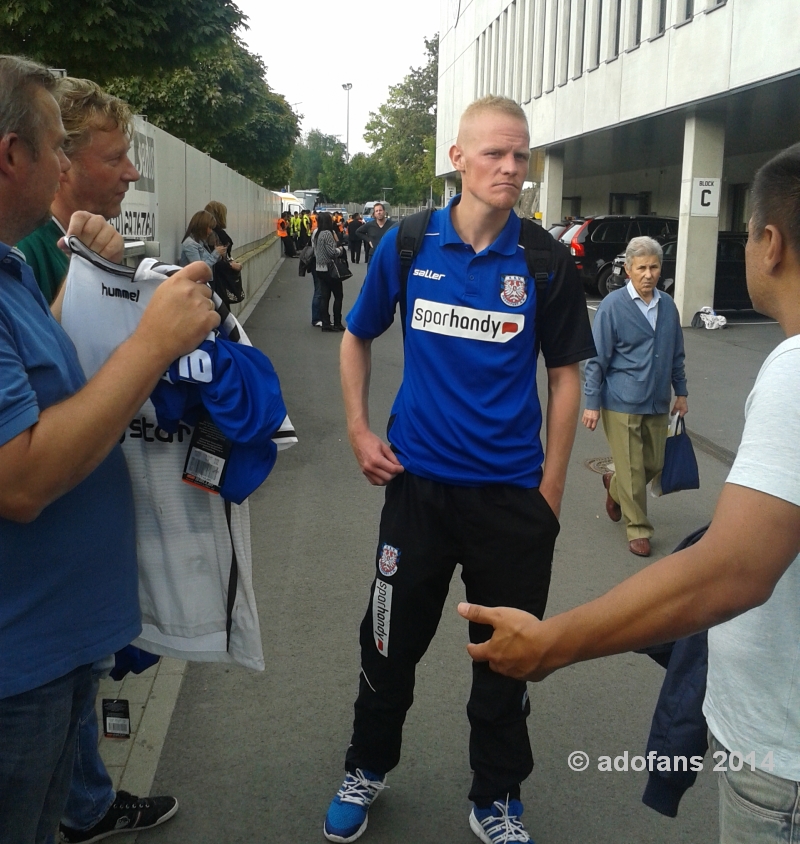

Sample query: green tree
[0,0,244,82]
[291,130,345,190]
[345,153,394,203]
[364,35,442,205]
[106,37,299,189]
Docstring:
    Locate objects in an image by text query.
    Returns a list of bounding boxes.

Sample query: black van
[560,215,679,295]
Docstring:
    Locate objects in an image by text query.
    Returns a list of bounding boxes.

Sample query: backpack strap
[518,217,555,356]
[396,207,434,339]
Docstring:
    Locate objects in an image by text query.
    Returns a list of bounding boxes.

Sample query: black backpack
[395,208,556,352]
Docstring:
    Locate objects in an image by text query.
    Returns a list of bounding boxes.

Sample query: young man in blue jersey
[323,96,595,844]
[0,56,219,844]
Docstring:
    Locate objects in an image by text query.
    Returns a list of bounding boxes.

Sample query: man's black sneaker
[59,792,178,843]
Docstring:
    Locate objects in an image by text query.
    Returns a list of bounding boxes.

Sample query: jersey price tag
[182,413,232,494]
[102,699,131,738]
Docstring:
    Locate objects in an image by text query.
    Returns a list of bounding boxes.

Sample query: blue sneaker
[323,768,387,842]
[469,798,533,843]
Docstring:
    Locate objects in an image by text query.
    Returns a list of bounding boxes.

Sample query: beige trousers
[601,409,669,541]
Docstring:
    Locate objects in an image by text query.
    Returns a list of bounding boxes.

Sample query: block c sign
[691,178,720,217]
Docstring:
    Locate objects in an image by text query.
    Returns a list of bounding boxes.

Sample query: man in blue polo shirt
[0,56,219,844]
[323,96,595,844]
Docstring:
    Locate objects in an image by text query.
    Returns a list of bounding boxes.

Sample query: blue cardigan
[584,288,687,414]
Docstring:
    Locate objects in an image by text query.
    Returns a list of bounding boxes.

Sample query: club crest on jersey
[378,543,400,577]
[500,275,527,307]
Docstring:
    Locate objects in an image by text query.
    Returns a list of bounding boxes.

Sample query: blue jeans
[311,270,323,325]
[60,668,115,831]
[710,732,800,842]
[0,664,92,844]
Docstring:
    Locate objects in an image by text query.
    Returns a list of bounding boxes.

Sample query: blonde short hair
[205,200,227,229]
[55,77,133,157]
[458,95,528,136]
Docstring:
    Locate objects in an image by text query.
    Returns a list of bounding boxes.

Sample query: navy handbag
[661,416,700,495]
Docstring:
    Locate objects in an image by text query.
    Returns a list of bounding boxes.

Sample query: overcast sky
[235,0,442,163]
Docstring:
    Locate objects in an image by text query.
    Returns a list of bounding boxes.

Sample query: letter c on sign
[701,189,711,207]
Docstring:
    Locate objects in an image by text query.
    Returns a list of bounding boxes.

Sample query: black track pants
[344,471,559,805]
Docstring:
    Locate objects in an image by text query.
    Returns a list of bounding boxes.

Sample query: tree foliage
[105,37,299,189]
[364,35,442,205]
[291,130,346,191]
[0,0,245,82]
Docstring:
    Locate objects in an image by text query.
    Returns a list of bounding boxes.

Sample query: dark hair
[183,210,216,243]
[751,143,800,257]
[373,202,385,212]
[316,211,335,232]
[0,55,58,157]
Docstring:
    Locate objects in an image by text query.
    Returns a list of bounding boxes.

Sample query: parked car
[560,215,679,295]
[605,232,754,310]
[547,219,584,241]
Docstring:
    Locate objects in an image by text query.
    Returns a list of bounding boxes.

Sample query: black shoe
[59,792,178,843]
[333,323,346,331]
[321,324,336,332]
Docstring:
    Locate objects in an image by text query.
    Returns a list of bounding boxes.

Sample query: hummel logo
[412,268,445,280]
[101,282,139,302]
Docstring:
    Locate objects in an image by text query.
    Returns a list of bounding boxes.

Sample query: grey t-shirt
[703,335,800,780]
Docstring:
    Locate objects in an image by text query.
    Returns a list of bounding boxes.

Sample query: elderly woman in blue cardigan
[582,236,688,558]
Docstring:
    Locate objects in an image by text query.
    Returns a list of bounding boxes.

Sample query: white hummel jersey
[61,239,295,670]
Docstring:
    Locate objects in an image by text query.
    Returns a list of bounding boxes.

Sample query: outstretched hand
[458,602,555,682]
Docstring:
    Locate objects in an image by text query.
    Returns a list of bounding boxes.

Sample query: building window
[684,0,694,20]
[521,0,535,102]
[612,0,622,58]
[533,0,547,97]
[557,0,572,85]
[634,0,643,45]
[657,0,667,34]
[594,0,604,65]
[572,0,587,77]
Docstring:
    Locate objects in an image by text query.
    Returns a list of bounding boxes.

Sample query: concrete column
[444,177,458,205]
[541,147,564,228]
[674,112,726,326]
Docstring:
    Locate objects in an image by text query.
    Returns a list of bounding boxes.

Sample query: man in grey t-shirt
[460,143,800,843]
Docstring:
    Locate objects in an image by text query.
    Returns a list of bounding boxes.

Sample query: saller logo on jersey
[412,268,445,280]
[411,298,524,343]
[373,578,393,657]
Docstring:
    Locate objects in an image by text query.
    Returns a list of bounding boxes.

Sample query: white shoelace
[479,798,530,843]
[336,769,388,806]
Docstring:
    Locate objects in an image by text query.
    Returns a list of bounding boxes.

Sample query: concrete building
[435,0,800,323]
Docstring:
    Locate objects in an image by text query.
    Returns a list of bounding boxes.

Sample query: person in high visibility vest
[298,211,312,248]
[290,211,301,252]
[310,212,318,231]
[277,212,295,257]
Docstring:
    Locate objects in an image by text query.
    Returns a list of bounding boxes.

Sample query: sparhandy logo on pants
[411,298,524,343]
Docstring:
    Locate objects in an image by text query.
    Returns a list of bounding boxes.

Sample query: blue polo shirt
[0,241,140,699]
[347,197,595,487]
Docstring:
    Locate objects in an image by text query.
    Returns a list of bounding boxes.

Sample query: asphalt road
[142,255,776,844]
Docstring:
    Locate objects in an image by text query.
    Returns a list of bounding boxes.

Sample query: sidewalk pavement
[98,257,784,841]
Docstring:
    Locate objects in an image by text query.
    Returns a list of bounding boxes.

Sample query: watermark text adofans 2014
[567,749,776,774]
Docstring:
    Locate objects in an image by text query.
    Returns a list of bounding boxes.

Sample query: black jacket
[641,525,710,818]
